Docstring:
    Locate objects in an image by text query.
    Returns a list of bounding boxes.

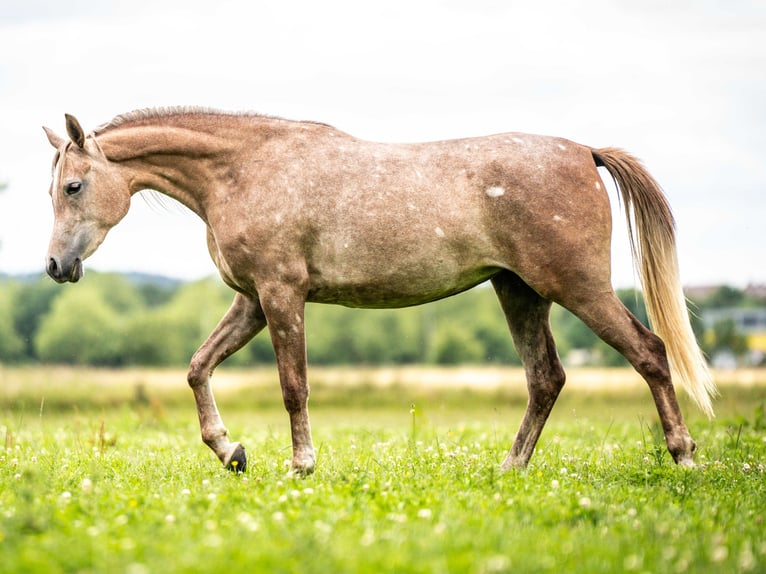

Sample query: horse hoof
[289,454,316,477]
[500,454,528,472]
[289,465,315,478]
[225,443,247,473]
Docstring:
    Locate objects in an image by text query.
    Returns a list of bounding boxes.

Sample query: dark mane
[93,106,331,135]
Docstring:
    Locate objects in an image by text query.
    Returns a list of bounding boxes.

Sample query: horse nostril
[47,257,60,279]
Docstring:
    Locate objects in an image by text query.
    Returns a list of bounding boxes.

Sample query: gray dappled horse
[43,108,715,474]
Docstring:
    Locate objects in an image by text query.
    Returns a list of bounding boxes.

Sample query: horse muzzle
[47,255,83,283]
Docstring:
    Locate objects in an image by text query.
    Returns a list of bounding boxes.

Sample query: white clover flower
[81,478,93,493]
[417,508,433,520]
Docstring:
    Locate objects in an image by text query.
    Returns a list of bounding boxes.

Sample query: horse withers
[43,108,715,474]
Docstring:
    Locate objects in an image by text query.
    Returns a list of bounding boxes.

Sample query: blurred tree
[0,284,25,361]
[87,272,145,313]
[136,281,177,308]
[13,273,729,368]
[551,304,599,350]
[155,277,242,363]
[122,310,190,365]
[704,286,745,308]
[11,278,61,360]
[474,320,520,364]
[352,310,423,364]
[33,273,146,365]
[423,286,519,364]
[428,324,484,364]
[705,319,749,359]
[35,283,123,365]
[247,331,276,364]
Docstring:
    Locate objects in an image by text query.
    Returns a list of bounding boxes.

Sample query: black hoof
[226,444,247,473]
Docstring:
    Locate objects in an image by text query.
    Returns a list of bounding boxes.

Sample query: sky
[0,0,764,288]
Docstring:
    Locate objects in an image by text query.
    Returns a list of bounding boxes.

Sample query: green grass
[1,367,765,573]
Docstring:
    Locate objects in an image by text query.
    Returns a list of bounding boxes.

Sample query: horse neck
[96,119,250,219]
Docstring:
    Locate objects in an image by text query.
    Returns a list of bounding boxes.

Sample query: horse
[42,108,716,474]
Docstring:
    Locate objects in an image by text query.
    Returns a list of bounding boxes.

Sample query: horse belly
[306,238,500,308]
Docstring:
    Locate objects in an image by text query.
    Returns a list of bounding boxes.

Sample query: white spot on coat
[557,144,567,151]
[512,137,524,144]
[485,186,505,198]
[434,227,445,238]
[553,215,563,222]
[595,181,602,191]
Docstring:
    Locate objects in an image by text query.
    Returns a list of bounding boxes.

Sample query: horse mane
[93,107,331,135]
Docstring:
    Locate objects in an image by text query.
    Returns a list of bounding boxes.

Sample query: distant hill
[118,272,184,289]
[0,270,185,288]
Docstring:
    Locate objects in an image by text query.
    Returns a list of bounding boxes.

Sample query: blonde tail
[593,147,717,417]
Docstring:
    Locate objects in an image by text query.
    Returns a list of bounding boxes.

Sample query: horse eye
[65,181,82,196]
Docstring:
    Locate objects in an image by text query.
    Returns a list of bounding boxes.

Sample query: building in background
[688,284,766,367]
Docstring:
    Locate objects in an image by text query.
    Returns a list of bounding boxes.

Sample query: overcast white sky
[0,0,763,288]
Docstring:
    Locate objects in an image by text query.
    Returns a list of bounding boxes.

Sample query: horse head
[43,114,130,283]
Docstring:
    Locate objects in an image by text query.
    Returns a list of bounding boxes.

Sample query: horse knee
[187,356,209,389]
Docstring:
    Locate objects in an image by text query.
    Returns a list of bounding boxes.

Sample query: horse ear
[65,113,85,148]
[43,126,65,149]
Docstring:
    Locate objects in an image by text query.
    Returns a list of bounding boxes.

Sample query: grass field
[1,366,765,573]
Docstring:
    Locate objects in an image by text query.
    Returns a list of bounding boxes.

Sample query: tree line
[0,273,757,367]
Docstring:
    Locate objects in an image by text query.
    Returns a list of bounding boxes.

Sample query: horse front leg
[259,282,315,476]
[187,292,266,472]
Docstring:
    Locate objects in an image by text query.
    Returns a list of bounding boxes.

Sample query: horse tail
[592,147,716,418]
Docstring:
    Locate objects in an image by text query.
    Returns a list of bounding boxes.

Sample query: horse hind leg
[492,271,566,470]
[564,290,696,466]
